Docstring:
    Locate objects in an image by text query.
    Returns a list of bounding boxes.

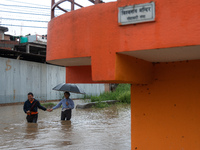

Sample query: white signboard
[118,2,155,25]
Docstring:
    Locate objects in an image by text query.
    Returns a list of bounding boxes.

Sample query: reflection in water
[24,123,38,140]
[0,100,131,150]
[61,120,72,128]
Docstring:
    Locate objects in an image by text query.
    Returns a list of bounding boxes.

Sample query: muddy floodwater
[0,100,131,150]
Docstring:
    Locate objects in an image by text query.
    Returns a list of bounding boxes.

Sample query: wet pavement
[0,100,131,150]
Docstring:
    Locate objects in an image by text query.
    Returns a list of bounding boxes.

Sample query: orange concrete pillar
[131,60,200,149]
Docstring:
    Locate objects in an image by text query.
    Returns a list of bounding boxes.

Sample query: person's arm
[52,100,62,110]
[23,101,28,113]
[37,101,47,111]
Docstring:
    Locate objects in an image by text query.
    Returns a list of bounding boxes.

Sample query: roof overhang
[47,57,91,67]
[0,26,8,32]
[119,45,200,62]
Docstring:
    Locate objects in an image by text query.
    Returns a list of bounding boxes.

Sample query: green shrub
[115,84,131,93]
[91,84,131,103]
[91,95,100,102]
[117,91,131,103]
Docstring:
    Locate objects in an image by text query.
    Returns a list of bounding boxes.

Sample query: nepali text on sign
[118,2,155,25]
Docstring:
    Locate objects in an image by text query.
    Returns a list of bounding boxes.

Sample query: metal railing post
[50,0,103,20]
[51,0,55,19]
[95,0,100,4]
[71,0,75,11]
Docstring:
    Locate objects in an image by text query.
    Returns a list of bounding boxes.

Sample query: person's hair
[64,91,70,96]
[28,92,34,96]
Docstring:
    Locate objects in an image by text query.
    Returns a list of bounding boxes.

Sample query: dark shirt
[23,99,46,114]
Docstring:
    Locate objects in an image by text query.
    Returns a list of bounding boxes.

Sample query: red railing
[51,0,104,19]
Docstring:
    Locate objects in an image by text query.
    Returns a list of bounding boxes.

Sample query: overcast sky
[0,0,116,36]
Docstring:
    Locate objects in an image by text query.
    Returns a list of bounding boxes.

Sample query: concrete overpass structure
[47,0,200,149]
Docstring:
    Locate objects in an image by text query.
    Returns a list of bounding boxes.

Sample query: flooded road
[0,100,131,150]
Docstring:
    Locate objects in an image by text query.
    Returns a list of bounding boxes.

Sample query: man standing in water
[23,92,48,123]
[50,92,74,120]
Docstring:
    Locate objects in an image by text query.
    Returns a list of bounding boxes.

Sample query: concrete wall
[69,83,105,99]
[0,57,105,104]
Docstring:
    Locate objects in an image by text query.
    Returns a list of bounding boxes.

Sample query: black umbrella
[52,83,85,94]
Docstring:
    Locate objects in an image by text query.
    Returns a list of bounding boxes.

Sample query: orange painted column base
[131,60,200,150]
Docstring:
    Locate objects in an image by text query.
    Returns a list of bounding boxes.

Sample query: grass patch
[83,94,92,99]
[41,102,56,108]
[84,84,131,108]
[95,101,110,108]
